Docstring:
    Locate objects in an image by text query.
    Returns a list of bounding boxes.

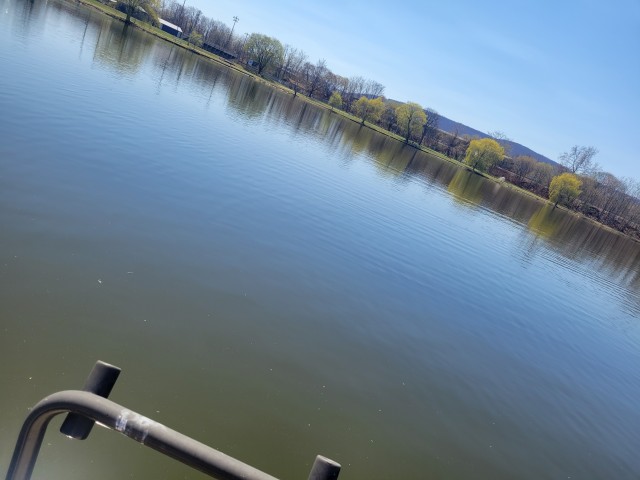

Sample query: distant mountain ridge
[436,114,559,166]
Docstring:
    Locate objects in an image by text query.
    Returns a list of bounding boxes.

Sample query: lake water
[1,1,639,479]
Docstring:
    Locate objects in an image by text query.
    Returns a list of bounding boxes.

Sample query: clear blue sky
[187,0,639,180]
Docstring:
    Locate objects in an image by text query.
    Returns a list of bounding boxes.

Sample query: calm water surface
[1,1,639,478]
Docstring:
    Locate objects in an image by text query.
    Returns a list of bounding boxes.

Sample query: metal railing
[5,361,341,480]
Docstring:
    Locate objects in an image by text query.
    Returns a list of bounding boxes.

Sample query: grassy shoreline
[74,0,638,242]
[76,0,456,159]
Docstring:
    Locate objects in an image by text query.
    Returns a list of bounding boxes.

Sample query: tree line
[115,0,639,240]
[117,0,462,157]
[465,140,640,239]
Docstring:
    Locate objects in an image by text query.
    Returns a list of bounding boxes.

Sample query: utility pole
[177,0,186,30]
[226,16,238,48]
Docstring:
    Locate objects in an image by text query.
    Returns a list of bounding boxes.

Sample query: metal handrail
[5,362,340,480]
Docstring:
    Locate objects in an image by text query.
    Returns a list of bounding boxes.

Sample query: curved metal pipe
[5,390,294,480]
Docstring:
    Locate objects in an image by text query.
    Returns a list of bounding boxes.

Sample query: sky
[186,0,639,180]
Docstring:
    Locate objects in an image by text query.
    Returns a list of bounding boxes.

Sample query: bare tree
[363,79,385,98]
[228,34,245,55]
[344,76,365,111]
[201,19,230,46]
[488,130,510,141]
[624,179,640,228]
[274,44,291,79]
[594,171,629,222]
[371,81,385,98]
[175,0,187,28]
[529,162,554,192]
[420,108,440,147]
[305,59,327,98]
[334,75,349,99]
[182,6,201,36]
[321,70,339,101]
[159,0,181,24]
[281,48,307,95]
[488,130,512,157]
[445,128,460,158]
[559,145,599,174]
[512,155,537,180]
[276,45,307,81]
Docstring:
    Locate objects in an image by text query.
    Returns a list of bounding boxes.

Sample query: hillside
[437,114,559,166]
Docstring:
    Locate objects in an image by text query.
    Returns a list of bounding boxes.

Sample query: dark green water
[1,1,639,478]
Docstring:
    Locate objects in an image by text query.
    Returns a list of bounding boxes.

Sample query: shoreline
[73,0,639,243]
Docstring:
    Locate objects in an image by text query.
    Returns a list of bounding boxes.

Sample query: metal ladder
[5,361,341,480]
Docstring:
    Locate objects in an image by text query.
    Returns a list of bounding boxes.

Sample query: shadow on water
[447,169,486,206]
[226,74,279,119]
[92,20,154,75]
[526,204,640,290]
[11,0,44,42]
